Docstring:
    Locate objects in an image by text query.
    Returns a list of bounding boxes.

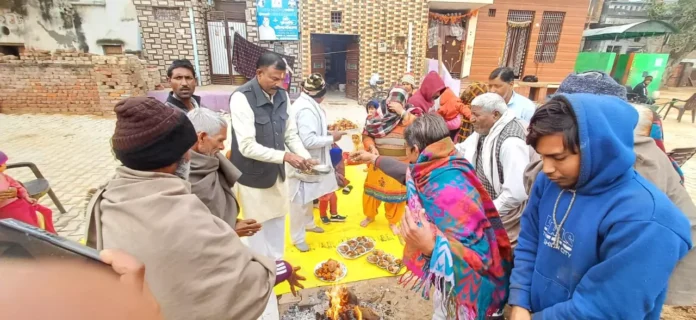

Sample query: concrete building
[583,0,678,54]
[0,0,139,56]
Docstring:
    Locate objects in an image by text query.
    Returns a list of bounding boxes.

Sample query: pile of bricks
[0,49,161,115]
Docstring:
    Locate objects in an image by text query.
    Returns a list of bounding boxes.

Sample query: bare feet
[389,223,399,235]
[360,218,374,228]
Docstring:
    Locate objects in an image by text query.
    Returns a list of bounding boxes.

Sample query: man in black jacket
[165,59,201,112]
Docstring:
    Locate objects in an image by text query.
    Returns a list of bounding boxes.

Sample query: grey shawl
[189,151,242,228]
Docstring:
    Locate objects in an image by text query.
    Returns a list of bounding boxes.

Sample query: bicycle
[359,79,388,106]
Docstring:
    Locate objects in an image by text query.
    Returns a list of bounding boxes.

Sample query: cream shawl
[85,166,275,320]
[189,151,242,228]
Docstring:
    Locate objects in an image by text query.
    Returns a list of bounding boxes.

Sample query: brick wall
[0,49,159,115]
[134,0,212,85]
[299,0,429,94]
[245,0,302,93]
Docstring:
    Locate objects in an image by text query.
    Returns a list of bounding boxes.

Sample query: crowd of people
[1,52,694,320]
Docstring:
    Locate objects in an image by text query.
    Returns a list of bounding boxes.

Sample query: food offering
[314,259,347,282]
[328,118,359,131]
[365,250,404,275]
[336,236,375,259]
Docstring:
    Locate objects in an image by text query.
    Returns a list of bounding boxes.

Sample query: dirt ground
[279,276,696,319]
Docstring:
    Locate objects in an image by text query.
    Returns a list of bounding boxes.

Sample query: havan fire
[318,286,379,320]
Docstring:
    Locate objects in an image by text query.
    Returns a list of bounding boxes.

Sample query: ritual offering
[315,259,347,282]
[365,250,404,275]
[328,118,359,131]
[336,236,375,259]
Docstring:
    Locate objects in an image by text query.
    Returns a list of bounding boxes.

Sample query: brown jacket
[86,167,275,320]
[189,151,242,228]
[524,137,696,305]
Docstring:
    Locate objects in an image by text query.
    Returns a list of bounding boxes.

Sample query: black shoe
[321,216,331,224]
[330,214,347,222]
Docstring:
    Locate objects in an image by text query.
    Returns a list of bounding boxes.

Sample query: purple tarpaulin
[146,91,232,113]
[426,59,461,94]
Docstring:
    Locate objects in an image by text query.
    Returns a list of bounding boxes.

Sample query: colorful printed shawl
[399,138,512,320]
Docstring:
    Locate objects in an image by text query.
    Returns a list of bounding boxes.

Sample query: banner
[256,0,299,41]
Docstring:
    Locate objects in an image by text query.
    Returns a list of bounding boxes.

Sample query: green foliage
[648,0,696,61]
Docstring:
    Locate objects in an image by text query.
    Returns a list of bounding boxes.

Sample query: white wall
[74,0,140,53]
[0,0,140,54]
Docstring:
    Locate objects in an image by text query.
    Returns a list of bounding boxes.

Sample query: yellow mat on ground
[273,164,406,295]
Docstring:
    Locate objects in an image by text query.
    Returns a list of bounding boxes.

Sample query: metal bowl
[311,164,331,174]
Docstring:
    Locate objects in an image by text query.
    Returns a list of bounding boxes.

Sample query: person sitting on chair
[632,75,654,104]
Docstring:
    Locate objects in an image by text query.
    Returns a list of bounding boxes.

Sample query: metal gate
[207,11,247,85]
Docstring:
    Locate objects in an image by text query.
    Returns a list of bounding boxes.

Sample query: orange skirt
[363,163,406,203]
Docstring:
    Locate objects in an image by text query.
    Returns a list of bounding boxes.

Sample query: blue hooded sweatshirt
[508,93,693,320]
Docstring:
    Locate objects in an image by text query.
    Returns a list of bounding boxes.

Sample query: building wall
[469,0,590,83]
[299,0,429,92]
[134,0,211,85]
[244,0,302,92]
[0,49,159,115]
[0,0,139,54]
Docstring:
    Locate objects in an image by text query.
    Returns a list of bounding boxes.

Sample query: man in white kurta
[455,93,537,247]
[287,74,345,252]
[228,53,311,263]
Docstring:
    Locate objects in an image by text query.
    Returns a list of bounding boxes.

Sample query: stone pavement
[0,114,119,240]
[1,92,695,241]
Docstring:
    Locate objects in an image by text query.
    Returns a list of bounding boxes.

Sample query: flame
[353,305,363,320]
[326,285,343,320]
[326,285,364,320]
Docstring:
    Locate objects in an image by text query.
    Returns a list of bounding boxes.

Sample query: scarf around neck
[399,138,512,319]
[364,100,404,138]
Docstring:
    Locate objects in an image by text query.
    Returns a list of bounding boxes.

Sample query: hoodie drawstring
[552,189,577,249]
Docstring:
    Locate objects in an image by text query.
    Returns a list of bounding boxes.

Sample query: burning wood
[317,286,379,320]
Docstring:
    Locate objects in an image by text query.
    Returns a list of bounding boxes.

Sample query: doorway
[310,34,359,100]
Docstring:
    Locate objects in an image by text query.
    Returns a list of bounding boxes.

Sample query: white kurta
[287,93,339,245]
[287,93,339,205]
[455,111,532,216]
[229,90,311,224]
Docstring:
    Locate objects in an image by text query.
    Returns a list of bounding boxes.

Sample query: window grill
[534,11,565,64]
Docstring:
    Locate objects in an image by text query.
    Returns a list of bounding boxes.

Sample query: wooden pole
[437,38,443,76]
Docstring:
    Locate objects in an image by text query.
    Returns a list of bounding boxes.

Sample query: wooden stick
[437,38,443,76]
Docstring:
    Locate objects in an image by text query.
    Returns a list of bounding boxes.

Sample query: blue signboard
[256,0,299,41]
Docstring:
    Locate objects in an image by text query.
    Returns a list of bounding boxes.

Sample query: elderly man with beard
[85,97,305,320]
[455,93,537,247]
[187,107,261,238]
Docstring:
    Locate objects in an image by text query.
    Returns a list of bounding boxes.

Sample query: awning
[583,20,677,41]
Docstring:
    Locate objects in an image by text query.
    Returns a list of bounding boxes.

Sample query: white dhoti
[235,176,289,260]
[289,201,317,245]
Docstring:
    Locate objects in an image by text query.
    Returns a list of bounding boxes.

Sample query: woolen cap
[301,73,327,98]
[558,71,627,100]
[401,73,417,88]
[112,97,197,171]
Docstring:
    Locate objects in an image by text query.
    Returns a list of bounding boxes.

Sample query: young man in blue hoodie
[508,93,693,320]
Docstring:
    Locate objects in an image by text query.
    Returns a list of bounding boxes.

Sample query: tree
[648,0,696,86]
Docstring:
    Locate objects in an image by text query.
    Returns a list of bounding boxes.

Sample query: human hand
[284,153,310,171]
[28,198,37,205]
[100,249,161,316]
[287,265,306,297]
[399,207,435,256]
[369,145,379,156]
[0,187,17,201]
[235,219,262,237]
[349,150,378,164]
[388,101,405,116]
[330,131,347,142]
[509,306,532,320]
